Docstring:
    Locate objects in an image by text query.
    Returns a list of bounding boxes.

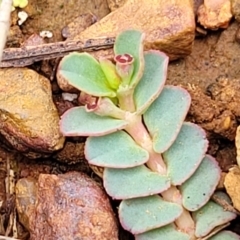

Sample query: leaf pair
[57,30,145,98]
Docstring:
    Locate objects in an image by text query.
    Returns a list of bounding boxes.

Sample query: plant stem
[125,113,195,237]
[125,114,167,174]
[117,87,135,112]
[161,186,195,236]
[117,85,195,235]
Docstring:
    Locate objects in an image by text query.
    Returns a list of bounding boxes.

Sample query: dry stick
[0,0,12,62]
[0,37,115,67]
[212,193,239,214]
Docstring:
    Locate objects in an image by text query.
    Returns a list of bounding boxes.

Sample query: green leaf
[134,51,168,114]
[163,122,208,185]
[119,195,183,234]
[60,107,128,136]
[85,131,149,168]
[143,86,191,153]
[58,52,116,97]
[103,165,170,199]
[208,231,240,240]
[114,30,144,88]
[193,192,237,238]
[99,58,121,90]
[135,224,191,240]
[180,155,221,211]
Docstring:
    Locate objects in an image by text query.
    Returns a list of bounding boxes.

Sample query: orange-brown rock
[197,0,232,29]
[0,68,64,157]
[231,0,240,22]
[73,0,195,61]
[16,172,118,240]
[236,126,240,166]
[107,0,127,11]
[224,166,240,212]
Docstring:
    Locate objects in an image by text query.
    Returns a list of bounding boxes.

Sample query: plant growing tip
[57,29,239,239]
[99,58,121,90]
[114,53,134,86]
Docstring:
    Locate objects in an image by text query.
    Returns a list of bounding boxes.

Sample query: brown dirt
[1,0,240,239]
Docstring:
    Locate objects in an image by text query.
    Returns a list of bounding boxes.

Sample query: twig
[0,37,115,67]
[212,193,240,214]
[0,0,12,62]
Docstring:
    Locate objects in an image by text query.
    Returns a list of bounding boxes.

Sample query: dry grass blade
[0,0,12,62]
[0,236,19,240]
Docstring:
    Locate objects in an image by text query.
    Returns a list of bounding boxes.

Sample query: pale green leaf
[143,86,191,153]
[181,155,221,211]
[114,30,144,88]
[58,52,116,97]
[85,131,149,168]
[60,107,128,136]
[119,195,182,234]
[209,231,240,240]
[135,224,191,240]
[134,51,168,114]
[104,165,170,199]
[193,192,237,238]
[163,122,208,185]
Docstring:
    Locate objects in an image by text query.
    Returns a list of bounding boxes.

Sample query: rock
[197,0,232,30]
[15,177,38,230]
[56,68,79,92]
[73,0,195,60]
[62,13,97,40]
[107,0,127,11]
[0,68,65,158]
[107,0,203,15]
[58,0,196,92]
[16,172,118,240]
[194,0,204,14]
[231,0,240,22]
[53,141,85,164]
[235,125,240,166]
[224,166,240,212]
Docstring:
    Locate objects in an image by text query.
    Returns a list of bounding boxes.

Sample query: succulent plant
[57,30,239,239]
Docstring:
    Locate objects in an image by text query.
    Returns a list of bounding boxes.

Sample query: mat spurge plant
[57,30,239,240]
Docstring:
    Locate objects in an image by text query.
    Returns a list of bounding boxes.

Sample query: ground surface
[1,0,240,239]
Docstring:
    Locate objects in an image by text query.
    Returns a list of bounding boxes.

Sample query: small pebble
[40,30,53,39]
[62,92,78,101]
[18,11,28,25]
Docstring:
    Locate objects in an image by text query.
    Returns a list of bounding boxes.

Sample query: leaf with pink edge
[180,155,221,211]
[134,51,169,114]
[119,195,182,234]
[114,30,144,88]
[60,107,128,136]
[209,231,240,240]
[163,122,208,186]
[143,86,191,153]
[103,165,170,199]
[193,192,237,238]
[135,224,191,240]
[85,131,149,168]
[57,52,116,97]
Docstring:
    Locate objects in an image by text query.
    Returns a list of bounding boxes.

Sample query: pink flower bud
[114,54,134,85]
